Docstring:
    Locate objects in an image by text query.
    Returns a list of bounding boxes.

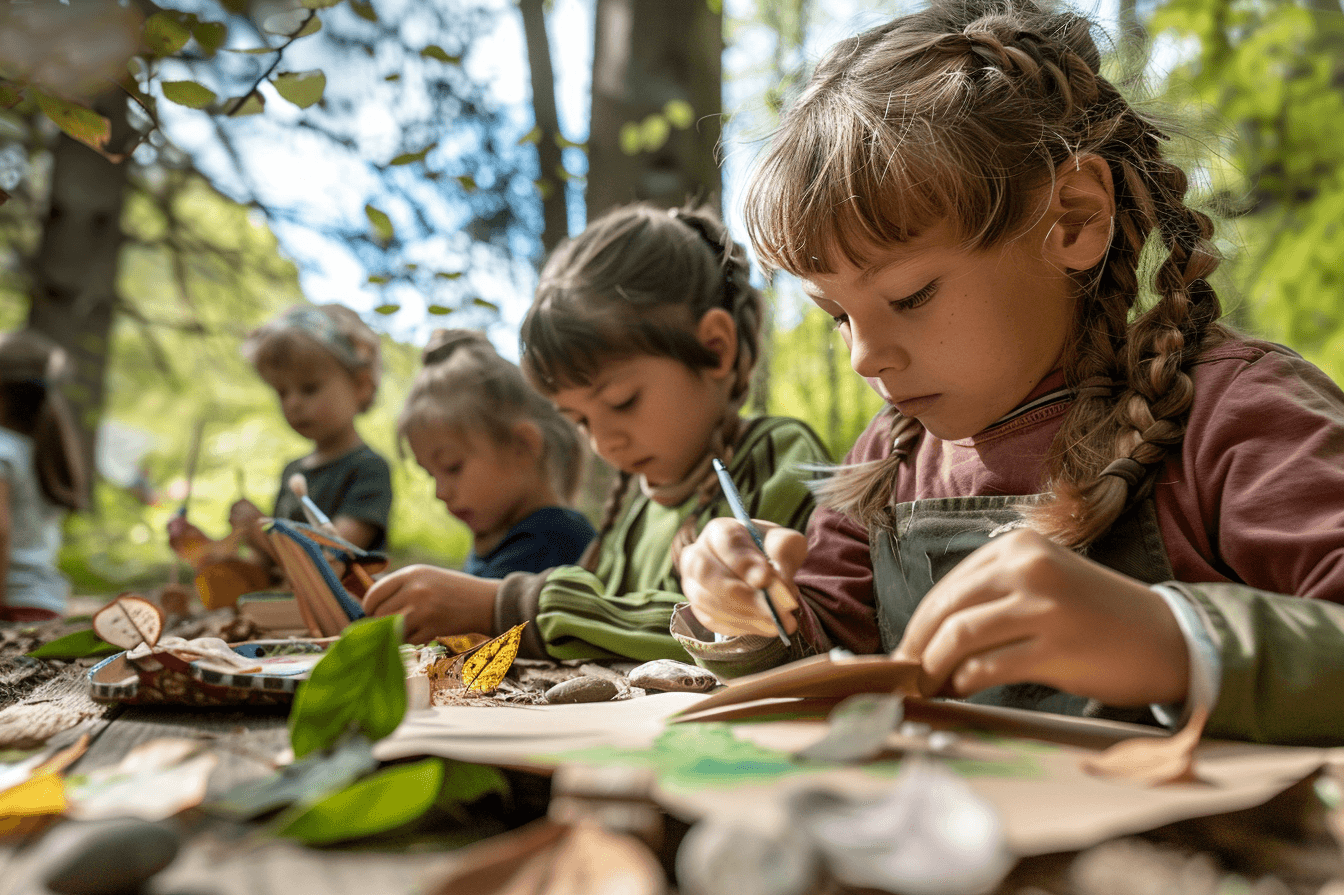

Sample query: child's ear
[695,308,739,380]
[1043,154,1115,272]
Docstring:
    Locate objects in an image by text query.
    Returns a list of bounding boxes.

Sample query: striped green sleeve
[530,417,832,662]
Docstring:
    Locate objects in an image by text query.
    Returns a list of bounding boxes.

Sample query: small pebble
[39,818,181,895]
[627,659,720,693]
[545,675,618,704]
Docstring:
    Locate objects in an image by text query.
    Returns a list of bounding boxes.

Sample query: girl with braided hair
[678,0,1344,743]
[396,328,595,579]
[365,202,830,658]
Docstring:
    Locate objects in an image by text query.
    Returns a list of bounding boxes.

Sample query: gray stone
[39,818,180,895]
[627,659,721,693]
[544,675,618,704]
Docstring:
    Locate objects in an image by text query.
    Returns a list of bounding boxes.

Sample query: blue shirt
[465,507,596,579]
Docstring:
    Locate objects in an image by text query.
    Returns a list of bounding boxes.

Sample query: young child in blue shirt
[398,328,595,579]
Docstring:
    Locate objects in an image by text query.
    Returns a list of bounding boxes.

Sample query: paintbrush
[711,458,792,647]
[288,473,375,592]
[288,473,336,534]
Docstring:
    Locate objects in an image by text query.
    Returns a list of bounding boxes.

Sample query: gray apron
[870,492,1174,723]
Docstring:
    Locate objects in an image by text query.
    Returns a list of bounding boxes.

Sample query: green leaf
[364,204,394,245]
[208,733,377,821]
[434,760,509,818]
[143,12,192,57]
[302,0,342,7]
[373,303,400,315]
[427,304,452,316]
[434,271,463,280]
[421,45,462,64]
[456,174,477,191]
[288,615,407,759]
[225,93,265,116]
[0,84,23,110]
[192,21,228,56]
[471,297,499,312]
[663,99,694,129]
[273,70,325,109]
[350,1,379,22]
[366,274,391,285]
[555,134,585,150]
[32,92,109,152]
[517,125,541,145]
[162,80,218,110]
[389,143,436,166]
[272,758,443,844]
[27,629,118,660]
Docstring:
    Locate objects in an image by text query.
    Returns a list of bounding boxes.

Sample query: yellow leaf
[460,623,526,692]
[0,773,66,819]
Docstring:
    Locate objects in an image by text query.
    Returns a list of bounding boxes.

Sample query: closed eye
[611,393,639,412]
[891,280,937,312]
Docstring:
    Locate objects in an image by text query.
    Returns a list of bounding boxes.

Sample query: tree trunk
[26,91,133,502]
[587,0,723,219]
[519,0,570,255]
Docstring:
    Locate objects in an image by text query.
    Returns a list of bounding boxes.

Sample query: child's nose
[435,478,454,504]
[590,424,628,459]
[848,321,907,379]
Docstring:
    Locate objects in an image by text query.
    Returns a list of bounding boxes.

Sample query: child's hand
[228,498,264,532]
[362,565,500,645]
[894,528,1190,707]
[678,517,806,638]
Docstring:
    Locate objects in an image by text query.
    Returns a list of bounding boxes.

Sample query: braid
[1024,56,1226,547]
[578,471,633,573]
[668,205,764,406]
[813,411,923,527]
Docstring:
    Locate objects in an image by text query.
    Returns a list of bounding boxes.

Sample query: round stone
[39,818,181,895]
[544,675,619,704]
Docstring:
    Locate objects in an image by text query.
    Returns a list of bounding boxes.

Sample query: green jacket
[493,416,831,662]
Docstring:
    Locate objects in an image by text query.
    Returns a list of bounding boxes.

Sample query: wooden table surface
[4,621,1344,895]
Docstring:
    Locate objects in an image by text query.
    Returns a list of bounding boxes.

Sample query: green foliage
[271,758,444,844]
[272,70,326,109]
[161,81,218,110]
[1149,0,1344,381]
[209,733,379,822]
[766,289,885,459]
[26,629,118,660]
[288,615,407,759]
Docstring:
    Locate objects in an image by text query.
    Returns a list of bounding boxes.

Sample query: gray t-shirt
[0,427,67,612]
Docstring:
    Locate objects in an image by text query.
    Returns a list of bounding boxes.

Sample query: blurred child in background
[0,330,86,621]
[227,303,392,572]
[398,328,595,578]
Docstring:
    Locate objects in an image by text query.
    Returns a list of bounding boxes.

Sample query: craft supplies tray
[87,639,330,707]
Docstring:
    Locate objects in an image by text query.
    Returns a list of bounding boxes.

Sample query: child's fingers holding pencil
[679,518,805,637]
